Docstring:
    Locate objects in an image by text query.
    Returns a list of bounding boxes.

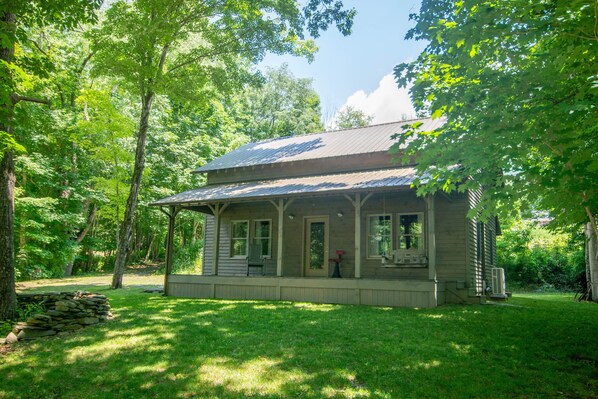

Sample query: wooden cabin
[151,118,499,307]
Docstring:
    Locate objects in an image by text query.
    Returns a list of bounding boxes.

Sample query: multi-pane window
[368,214,392,257]
[398,213,424,252]
[476,221,485,262]
[231,220,249,257]
[489,229,494,265]
[254,220,271,257]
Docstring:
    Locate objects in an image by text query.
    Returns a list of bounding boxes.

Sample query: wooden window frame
[489,227,494,265]
[253,219,272,259]
[367,214,393,259]
[476,221,485,263]
[230,220,249,258]
[396,212,425,254]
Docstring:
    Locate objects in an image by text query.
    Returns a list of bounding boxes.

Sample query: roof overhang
[150,167,419,209]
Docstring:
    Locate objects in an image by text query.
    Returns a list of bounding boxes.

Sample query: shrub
[497,222,585,291]
[171,239,203,274]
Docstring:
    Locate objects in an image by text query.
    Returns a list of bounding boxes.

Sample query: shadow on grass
[1,291,597,399]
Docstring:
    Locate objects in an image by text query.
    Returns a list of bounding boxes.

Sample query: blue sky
[261,0,426,125]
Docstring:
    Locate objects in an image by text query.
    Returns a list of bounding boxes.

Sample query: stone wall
[4,291,112,343]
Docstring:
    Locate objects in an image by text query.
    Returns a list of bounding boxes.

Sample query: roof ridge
[325,116,430,134]
[257,116,431,144]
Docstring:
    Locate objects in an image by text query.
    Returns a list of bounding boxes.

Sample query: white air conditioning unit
[491,267,506,296]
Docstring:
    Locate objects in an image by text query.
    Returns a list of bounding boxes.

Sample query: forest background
[0,0,590,309]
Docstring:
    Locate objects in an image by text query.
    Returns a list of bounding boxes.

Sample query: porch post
[205,203,230,276]
[212,203,220,275]
[427,195,437,281]
[277,199,284,277]
[354,193,362,279]
[270,198,294,277]
[162,205,179,296]
[345,192,372,279]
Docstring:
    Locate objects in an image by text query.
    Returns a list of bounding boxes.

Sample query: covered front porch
[166,275,445,308]
[152,166,453,308]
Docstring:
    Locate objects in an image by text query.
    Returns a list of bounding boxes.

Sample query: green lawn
[1,278,597,399]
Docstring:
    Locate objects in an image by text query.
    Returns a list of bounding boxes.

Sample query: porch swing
[378,192,427,267]
[381,190,429,267]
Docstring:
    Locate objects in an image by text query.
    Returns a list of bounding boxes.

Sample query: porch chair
[247,243,265,276]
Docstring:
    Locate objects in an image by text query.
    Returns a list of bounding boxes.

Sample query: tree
[0,0,100,320]
[15,27,106,279]
[74,87,136,268]
[240,64,324,140]
[91,0,355,289]
[393,0,597,293]
[333,106,373,129]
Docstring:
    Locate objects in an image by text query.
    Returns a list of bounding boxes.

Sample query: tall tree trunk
[0,10,17,321]
[0,150,16,320]
[586,222,597,302]
[144,234,156,262]
[192,217,200,243]
[112,92,154,288]
[64,203,97,277]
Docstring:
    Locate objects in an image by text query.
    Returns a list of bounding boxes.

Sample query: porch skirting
[166,275,446,308]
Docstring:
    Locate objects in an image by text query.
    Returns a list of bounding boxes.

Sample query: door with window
[304,217,329,277]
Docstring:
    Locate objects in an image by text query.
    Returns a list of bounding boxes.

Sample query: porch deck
[166,275,446,308]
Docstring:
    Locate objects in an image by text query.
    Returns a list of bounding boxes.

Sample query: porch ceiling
[150,166,418,208]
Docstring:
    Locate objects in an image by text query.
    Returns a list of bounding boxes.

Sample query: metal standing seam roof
[195,117,444,172]
[150,167,419,206]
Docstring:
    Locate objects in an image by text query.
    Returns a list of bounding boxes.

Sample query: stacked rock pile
[3,291,112,344]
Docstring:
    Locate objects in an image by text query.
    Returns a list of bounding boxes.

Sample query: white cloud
[336,73,416,125]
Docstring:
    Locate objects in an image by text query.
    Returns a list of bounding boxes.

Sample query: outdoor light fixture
[337,211,344,217]
[288,214,295,220]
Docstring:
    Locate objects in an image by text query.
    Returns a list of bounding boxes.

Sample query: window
[489,229,494,265]
[476,221,485,262]
[231,220,249,257]
[254,220,272,258]
[398,213,424,252]
[368,214,392,258]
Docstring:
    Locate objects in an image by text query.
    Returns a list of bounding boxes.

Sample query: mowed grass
[1,276,597,399]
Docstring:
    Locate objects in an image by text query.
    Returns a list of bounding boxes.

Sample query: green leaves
[394,0,597,229]
[303,0,356,38]
[0,130,26,154]
[2,0,355,284]
[333,106,373,129]
[91,0,355,104]
[430,105,445,119]
[240,64,325,140]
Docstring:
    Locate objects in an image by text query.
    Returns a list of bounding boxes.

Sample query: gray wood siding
[360,191,428,279]
[215,284,278,300]
[202,202,279,276]
[203,215,214,275]
[284,196,357,277]
[435,193,468,282]
[206,152,398,185]
[199,190,473,285]
[467,189,483,295]
[466,189,497,296]
[486,216,497,269]
[167,275,441,308]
